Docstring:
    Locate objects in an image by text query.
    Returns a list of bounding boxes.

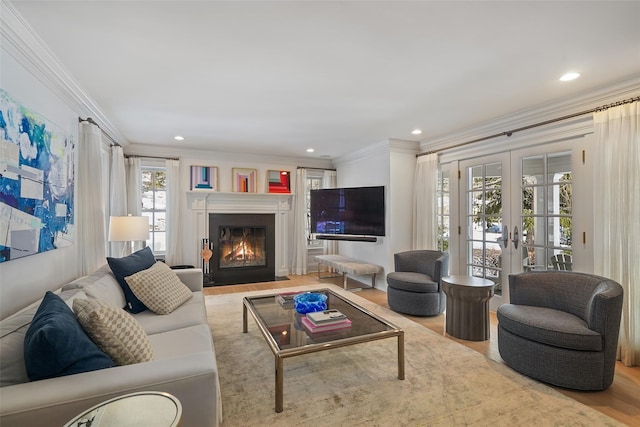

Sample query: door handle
[512,225,519,250]
[500,225,509,248]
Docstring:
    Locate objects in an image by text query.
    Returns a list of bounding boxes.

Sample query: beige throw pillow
[124,262,193,315]
[72,298,153,365]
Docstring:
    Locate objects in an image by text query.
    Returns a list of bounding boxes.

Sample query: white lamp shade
[108,216,150,242]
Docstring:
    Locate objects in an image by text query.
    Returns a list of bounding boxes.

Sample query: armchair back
[393,250,449,282]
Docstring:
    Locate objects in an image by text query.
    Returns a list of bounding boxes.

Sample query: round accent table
[442,275,496,341]
[63,391,182,427]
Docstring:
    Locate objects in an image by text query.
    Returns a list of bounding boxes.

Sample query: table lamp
[108,215,150,256]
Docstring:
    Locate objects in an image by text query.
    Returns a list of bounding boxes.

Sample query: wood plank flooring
[204,274,640,426]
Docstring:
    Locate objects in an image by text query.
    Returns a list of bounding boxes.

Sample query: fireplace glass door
[219,226,267,269]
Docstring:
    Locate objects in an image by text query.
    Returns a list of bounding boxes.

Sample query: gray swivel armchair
[386,250,449,316]
[497,271,623,390]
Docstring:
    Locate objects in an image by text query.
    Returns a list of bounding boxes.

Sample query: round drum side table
[442,275,496,341]
[63,391,182,427]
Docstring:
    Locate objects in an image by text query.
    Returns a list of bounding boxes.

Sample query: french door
[458,142,575,308]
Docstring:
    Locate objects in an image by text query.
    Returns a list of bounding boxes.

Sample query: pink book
[301,316,352,333]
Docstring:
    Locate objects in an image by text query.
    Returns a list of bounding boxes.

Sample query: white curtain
[165,159,182,266]
[413,153,439,249]
[109,146,127,257]
[322,170,338,255]
[78,122,107,275]
[126,157,144,252]
[291,168,308,275]
[593,101,640,367]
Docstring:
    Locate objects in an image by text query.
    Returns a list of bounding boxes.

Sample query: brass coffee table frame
[243,288,405,413]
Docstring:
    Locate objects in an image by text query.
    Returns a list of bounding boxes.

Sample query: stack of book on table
[302,309,351,333]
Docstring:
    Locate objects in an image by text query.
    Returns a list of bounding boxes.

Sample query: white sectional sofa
[0,264,221,427]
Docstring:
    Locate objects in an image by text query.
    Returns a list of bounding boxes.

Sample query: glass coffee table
[243,288,404,412]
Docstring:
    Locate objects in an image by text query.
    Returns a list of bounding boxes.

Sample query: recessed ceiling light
[411,129,422,135]
[174,135,184,141]
[306,148,315,153]
[559,72,580,82]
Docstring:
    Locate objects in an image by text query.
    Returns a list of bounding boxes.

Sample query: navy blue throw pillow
[24,291,115,381]
[107,246,155,313]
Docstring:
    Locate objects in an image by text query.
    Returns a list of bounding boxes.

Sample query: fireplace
[209,213,275,285]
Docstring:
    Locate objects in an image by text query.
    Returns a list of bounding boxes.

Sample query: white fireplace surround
[186,191,294,278]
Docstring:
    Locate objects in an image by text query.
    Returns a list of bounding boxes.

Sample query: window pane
[154,171,166,190]
[153,212,166,232]
[155,190,167,210]
[547,153,571,182]
[522,155,544,185]
[142,190,154,210]
[153,232,166,252]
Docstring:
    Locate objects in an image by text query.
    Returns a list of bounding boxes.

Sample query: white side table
[442,275,495,341]
[63,391,182,427]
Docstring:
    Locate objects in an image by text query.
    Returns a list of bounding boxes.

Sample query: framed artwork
[232,168,257,192]
[0,89,75,263]
[267,170,291,193]
[190,166,218,191]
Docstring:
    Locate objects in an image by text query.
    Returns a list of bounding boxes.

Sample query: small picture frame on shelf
[190,166,218,191]
[267,170,291,193]
[232,168,257,192]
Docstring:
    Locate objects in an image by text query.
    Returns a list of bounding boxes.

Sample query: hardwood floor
[204,274,640,426]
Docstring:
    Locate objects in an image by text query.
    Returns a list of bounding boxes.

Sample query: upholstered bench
[315,255,382,290]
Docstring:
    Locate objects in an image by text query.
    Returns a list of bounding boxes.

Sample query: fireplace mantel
[186,191,294,278]
[186,191,294,213]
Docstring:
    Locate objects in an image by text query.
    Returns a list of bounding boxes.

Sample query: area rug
[206,284,621,426]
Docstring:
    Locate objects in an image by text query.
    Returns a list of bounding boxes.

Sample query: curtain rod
[417,96,640,157]
[126,155,180,161]
[78,117,119,146]
[297,166,337,171]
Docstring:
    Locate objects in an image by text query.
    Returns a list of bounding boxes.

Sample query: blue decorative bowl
[293,292,328,314]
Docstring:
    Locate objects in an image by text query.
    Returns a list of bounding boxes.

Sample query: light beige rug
[206,284,621,426]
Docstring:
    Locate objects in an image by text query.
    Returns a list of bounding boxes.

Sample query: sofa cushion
[386,272,438,293]
[107,246,156,313]
[134,291,206,335]
[73,298,154,365]
[497,304,603,351]
[125,262,193,315]
[23,291,115,381]
[84,271,127,308]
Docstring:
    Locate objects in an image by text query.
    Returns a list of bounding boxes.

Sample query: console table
[315,254,382,290]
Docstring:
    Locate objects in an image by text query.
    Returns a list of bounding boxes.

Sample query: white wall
[332,140,407,289]
[0,50,80,318]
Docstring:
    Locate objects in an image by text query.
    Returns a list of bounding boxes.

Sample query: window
[521,152,572,270]
[306,174,324,247]
[436,169,450,252]
[141,167,166,254]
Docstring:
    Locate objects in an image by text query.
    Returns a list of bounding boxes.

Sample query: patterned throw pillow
[73,298,153,366]
[124,262,193,315]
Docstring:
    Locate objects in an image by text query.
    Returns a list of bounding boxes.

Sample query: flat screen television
[310,186,385,237]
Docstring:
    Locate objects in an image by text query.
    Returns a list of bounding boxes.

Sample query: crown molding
[123,142,335,169]
[421,73,640,155]
[333,139,390,167]
[388,139,419,155]
[0,0,127,144]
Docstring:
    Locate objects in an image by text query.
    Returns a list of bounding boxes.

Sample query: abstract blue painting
[0,89,75,263]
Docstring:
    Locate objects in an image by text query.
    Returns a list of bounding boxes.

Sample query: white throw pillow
[73,298,153,365]
[124,262,193,315]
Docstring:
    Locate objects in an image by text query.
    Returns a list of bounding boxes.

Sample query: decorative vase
[293,292,328,314]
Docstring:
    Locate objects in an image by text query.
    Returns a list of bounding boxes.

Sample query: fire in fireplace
[209,213,275,285]
[219,226,266,268]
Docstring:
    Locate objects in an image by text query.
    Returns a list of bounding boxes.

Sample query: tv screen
[310,186,385,237]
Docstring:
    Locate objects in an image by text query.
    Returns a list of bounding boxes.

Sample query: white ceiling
[8,1,640,160]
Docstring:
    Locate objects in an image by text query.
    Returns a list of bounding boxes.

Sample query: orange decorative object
[201,247,212,263]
